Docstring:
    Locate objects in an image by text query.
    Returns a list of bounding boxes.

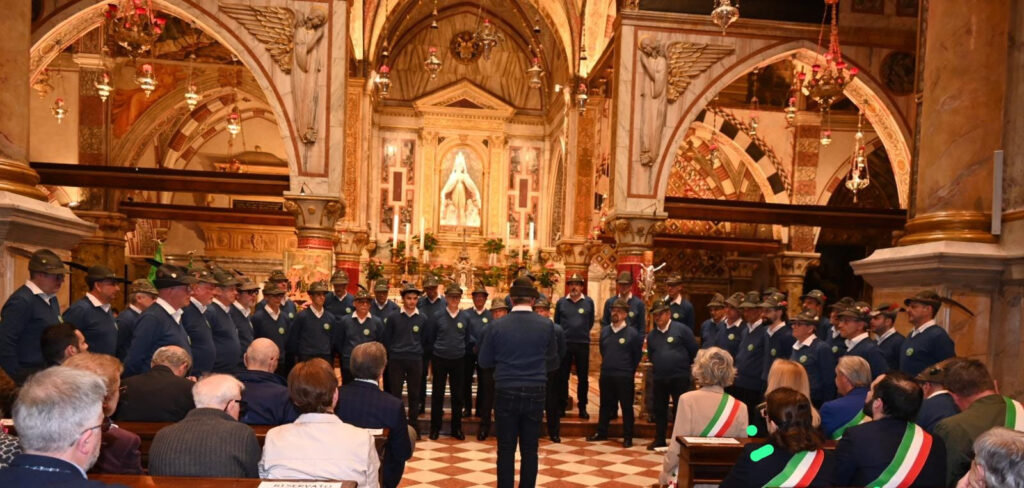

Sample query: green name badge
[457,322,464,329]
[278,327,286,335]
[363,329,370,336]
[346,307,352,314]
[578,308,586,314]
[906,347,914,356]
[667,337,675,343]
[483,318,489,324]
[323,323,330,330]
[628,311,635,317]
[288,312,295,319]
[728,333,735,341]
[673,313,679,319]
[618,337,626,344]
[747,344,754,351]
[799,355,807,363]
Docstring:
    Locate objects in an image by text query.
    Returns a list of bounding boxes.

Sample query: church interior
[1,0,1023,486]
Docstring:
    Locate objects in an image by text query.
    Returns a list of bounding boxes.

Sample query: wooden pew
[675,437,837,488]
[92,474,357,487]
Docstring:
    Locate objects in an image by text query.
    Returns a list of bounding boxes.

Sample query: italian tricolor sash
[866,423,932,488]
[699,393,743,436]
[761,449,825,487]
[1005,397,1024,431]
[830,411,868,440]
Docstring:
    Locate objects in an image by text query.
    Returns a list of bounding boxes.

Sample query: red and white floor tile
[400,437,664,488]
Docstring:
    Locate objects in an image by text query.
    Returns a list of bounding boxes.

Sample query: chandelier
[184,53,201,110]
[375,42,392,96]
[845,110,870,201]
[575,82,588,114]
[710,0,740,34]
[104,0,166,59]
[424,47,442,79]
[51,97,69,124]
[784,96,798,125]
[747,68,760,136]
[94,72,113,102]
[226,105,242,138]
[474,19,502,60]
[135,63,157,97]
[527,57,543,89]
[800,0,857,145]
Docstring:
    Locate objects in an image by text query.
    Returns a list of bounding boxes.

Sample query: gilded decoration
[200,224,297,257]
[449,31,482,64]
[508,145,542,239]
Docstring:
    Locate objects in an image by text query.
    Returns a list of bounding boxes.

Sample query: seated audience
[721,388,834,487]
[260,358,380,486]
[833,372,946,487]
[114,345,195,422]
[915,358,960,433]
[234,338,298,425]
[148,374,261,478]
[956,427,1024,488]
[0,367,128,487]
[0,406,21,468]
[659,347,749,486]
[63,352,142,474]
[820,355,872,439]
[765,359,821,427]
[336,342,414,488]
[935,357,1023,485]
[41,322,88,366]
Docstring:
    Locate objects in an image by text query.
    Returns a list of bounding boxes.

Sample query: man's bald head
[244,338,280,373]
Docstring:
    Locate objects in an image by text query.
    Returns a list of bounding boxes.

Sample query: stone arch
[31,0,302,179]
[654,41,912,210]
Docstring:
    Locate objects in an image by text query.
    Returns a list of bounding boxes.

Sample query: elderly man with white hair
[235,338,298,425]
[148,374,261,478]
[0,366,127,487]
[957,427,1024,488]
[820,355,873,439]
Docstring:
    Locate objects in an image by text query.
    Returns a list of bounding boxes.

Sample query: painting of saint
[440,149,483,228]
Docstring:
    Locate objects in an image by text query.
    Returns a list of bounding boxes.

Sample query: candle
[405,223,411,250]
[419,217,425,248]
[423,250,430,264]
[505,223,510,245]
[529,222,535,258]
[392,213,399,247]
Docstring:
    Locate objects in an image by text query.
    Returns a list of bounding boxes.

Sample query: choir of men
[3,247,1019,488]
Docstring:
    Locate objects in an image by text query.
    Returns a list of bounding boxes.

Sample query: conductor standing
[478,277,556,488]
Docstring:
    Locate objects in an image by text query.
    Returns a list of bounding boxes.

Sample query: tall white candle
[505,223,510,244]
[419,217,425,248]
[529,222,535,257]
[404,223,411,250]
[392,213,399,247]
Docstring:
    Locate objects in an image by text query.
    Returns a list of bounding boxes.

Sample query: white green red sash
[866,423,932,488]
[1005,397,1024,431]
[699,393,742,437]
[761,449,825,487]
[830,411,868,440]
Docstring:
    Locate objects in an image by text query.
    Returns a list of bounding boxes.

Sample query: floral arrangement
[364,259,385,283]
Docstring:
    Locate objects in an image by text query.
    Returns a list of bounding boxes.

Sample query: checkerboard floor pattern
[400,437,663,487]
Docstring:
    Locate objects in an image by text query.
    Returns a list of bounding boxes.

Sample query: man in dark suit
[206,269,242,373]
[600,271,646,331]
[0,366,128,487]
[41,322,89,366]
[869,303,905,371]
[325,269,355,318]
[914,359,960,433]
[63,265,127,357]
[231,277,260,360]
[479,277,556,488]
[663,274,695,331]
[182,267,218,376]
[835,302,889,379]
[122,263,195,377]
[116,345,196,422]
[833,372,946,487]
[235,338,297,426]
[115,279,158,361]
[335,342,413,488]
[900,290,957,377]
[0,248,69,383]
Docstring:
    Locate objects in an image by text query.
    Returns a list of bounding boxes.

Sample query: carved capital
[334,228,371,258]
[283,193,345,249]
[73,211,132,246]
[773,251,821,279]
[556,238,603,267]
[606,215,666,253]
[725,257,762,280]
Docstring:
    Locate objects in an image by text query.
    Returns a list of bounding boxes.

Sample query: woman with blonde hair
[63,352,142,474]
[766,359,821,428]
[658,347,749,486]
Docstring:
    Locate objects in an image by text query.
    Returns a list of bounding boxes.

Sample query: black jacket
[114,365,196,422]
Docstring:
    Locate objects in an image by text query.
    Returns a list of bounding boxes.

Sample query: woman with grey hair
[957,427,1024,488]
[659,347,749,486]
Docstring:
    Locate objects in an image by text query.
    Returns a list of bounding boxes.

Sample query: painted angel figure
[638,37,668,168]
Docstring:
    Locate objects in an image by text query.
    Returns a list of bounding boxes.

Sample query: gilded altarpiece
[507,145,542,244]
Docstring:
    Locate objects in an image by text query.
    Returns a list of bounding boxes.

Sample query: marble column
[71,211,132,310]
[334,228,369,293]
[899,0,1010,245]
[606,214,665,298]
[0,1,94,301]
[282,193,344,285]
[790,113,822,253]
[774,252,820,317]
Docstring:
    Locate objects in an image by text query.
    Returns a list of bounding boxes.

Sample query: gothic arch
[654,41,912,210]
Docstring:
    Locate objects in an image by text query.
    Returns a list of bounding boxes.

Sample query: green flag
[147,241,164,283]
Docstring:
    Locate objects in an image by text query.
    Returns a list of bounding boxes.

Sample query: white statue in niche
[440,151,483,228]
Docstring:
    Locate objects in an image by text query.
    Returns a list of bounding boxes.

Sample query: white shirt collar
[876,328,896,343]
[669,294,683,305]
[86,292,111,313]
[474,307,487,315]
[129,304,143,314]
[511,305,533,312]
[620,292,633,301]
[766,321,785,336]
[726,318,742,329]
[353,312,369,324]
[568,293,584,302]
[233,301,250,317]
[25,280,56,302]
[190,297,207,314]
[793,334,817,350]
[912,319,937,337]
[927,389,950,399]
[155,297,182,324]
[656,322,670,333]
[447,308,460,319]
[402,307,419,317]
[425,295,440,304]
[354,378,378,387]
[212,298,231,314]
[747,319,762,333]
[845,332,869,349]
[611,321,627,334]
[374,300,389,309]
[264,304,280,321]
[310,305,324,319]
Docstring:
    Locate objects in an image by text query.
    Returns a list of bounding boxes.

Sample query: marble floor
[400,436,664,488]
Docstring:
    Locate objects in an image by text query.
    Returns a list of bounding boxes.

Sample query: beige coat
[659,386,750,485]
